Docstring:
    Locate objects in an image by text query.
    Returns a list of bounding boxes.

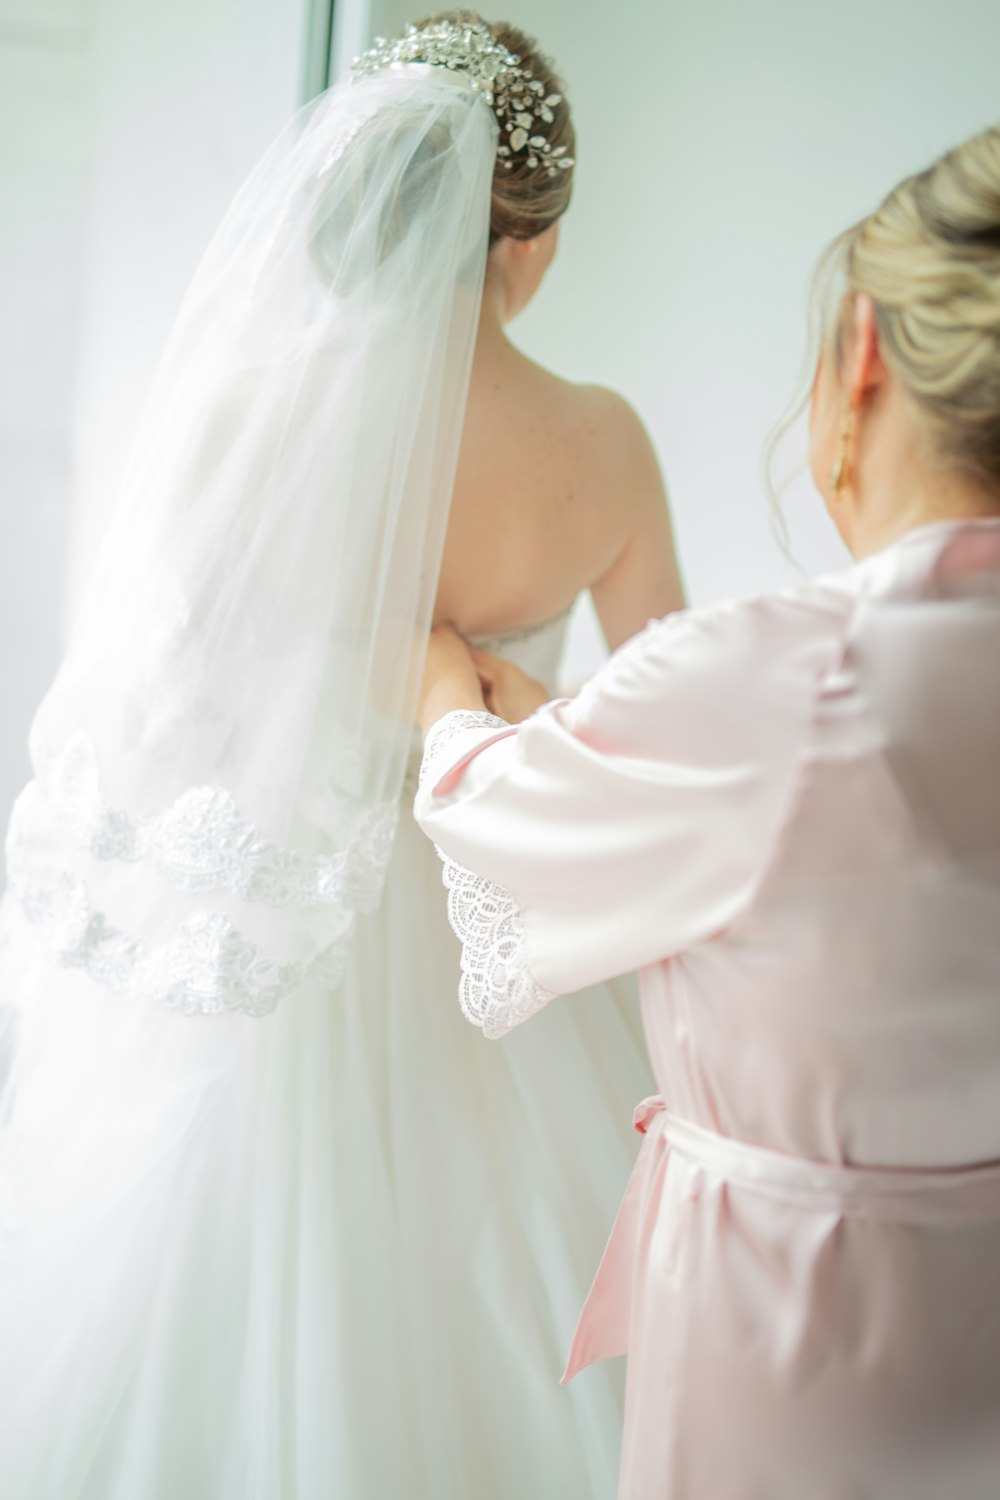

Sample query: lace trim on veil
[9,861,353,1019]
[420,710,554,1039]
[5,737,401,1018]
[5,783,367,1020]
[31,731,397,909]
[1,67,500,1022]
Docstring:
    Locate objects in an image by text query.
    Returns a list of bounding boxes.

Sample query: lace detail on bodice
[465,601,574,687]
[420,708,554,1038]
[465,599,574,654]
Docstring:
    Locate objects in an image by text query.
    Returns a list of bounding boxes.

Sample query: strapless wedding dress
[0,606,653,1500]
[333,607,653,1497]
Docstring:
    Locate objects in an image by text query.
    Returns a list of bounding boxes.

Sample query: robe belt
[561,1094,1000,1384]
[632,1094,1000,1224]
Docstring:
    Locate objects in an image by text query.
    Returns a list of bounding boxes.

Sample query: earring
[829,410,856,497]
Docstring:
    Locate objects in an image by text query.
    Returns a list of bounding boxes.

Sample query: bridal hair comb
[351,19,575,178]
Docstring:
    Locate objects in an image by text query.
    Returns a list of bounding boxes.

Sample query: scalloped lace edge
[419,708,553,1039]
[437,848,554,1039]
[29,731,398,910]
[419,709,511,789]
[6,858,354,1020]
[4,775,382,1017]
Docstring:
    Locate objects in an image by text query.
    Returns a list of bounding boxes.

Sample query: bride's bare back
[427,23,682,655]
[435,326,685,653]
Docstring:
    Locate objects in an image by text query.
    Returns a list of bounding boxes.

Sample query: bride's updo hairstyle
[828,123,1000,493]
[312,13,576,290]
[414,10,576,246]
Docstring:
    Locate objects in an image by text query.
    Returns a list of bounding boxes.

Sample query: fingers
[469,646,506,679]
[428,624,473,665]
[467,647,496,691]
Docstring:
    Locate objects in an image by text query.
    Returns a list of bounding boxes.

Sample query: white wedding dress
[0,603,653,1500]
[0,57,654,1499]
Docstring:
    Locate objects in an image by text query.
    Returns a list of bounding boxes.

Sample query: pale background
[2,0,999,823]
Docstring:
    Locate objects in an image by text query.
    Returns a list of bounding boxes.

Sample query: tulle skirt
[0,800,651,1498]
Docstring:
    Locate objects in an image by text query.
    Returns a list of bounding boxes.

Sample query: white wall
[372,0,1000,614]
[0,0,312,828]
[69,0,312,609]
[0,0,94,823]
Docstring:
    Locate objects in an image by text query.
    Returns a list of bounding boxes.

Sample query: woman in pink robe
[414,125,1000,1495]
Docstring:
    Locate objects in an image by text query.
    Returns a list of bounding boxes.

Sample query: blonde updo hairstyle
[769,124,1000,536]
[828,124,1000,493]
[415,10,576,246]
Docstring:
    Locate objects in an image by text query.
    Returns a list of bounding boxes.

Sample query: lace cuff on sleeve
[419,710,555,1040]
[419,709,512,786]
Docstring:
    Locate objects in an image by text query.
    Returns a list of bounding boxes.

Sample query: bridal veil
[0,56,496,1478]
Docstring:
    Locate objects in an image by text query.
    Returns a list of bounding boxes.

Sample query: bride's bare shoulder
[496,350,662,499]
[547,372,667,527]
[569,380,660,478]
[447,349,680,638]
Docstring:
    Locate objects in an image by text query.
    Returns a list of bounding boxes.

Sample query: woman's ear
[846,293,888,409]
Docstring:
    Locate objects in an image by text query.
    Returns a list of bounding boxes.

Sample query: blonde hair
[414,11,576,245]
[768,123,1000,535]
[845,123,1000,488]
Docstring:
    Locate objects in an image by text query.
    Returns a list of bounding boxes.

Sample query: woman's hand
[418,628,551,735]
[419,625,487,736]
[469,647,550,724]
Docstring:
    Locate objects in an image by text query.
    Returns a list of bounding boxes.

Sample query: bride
[0,14,683,1498]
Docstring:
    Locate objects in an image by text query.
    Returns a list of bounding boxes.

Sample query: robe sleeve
[414,587,849,1037]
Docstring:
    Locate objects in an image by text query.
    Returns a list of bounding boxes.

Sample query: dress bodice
[403,604,575,798]
[465,602,575,695]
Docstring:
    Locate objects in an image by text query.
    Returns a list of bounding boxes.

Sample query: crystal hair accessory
[351,19,575,178]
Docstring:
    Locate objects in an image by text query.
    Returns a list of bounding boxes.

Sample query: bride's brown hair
[414,10,576,245]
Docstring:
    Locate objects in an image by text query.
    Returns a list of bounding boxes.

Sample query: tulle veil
[0,58,499,1491]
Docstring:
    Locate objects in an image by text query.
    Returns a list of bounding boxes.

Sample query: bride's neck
[476,268,515,351]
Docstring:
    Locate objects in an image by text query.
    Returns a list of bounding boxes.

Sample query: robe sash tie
[562,1094,1000,1382]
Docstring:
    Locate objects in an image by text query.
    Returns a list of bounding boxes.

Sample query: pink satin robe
[415,517,1000,1498]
